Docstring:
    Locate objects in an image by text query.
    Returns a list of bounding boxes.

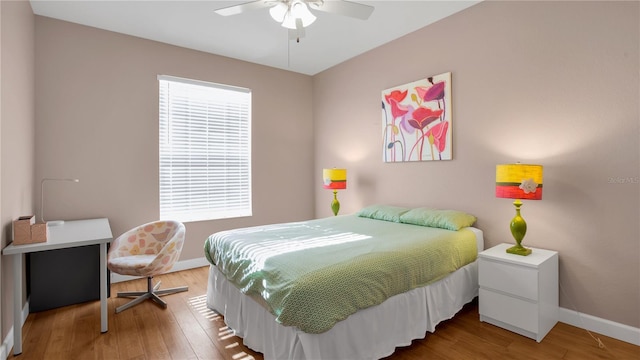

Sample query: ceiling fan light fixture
[269,2,288,23]
[280,1,316,29]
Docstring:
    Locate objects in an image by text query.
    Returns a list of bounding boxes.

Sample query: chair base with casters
[115,276,188,313]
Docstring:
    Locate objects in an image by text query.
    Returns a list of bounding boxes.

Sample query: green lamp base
[507,199,532,256]
[330,190,340,216]
[506,244,532,256]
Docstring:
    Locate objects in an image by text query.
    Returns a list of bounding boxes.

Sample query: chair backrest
[109,220,186,260]
[145,221,186,274]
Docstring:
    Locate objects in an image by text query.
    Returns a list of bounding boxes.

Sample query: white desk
[2,218,113,355]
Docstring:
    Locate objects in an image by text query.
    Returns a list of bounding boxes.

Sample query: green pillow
[399,207,477,231]
[356,204,410,223]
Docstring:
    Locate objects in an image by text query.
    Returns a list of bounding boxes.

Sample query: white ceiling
[29,0,481,75]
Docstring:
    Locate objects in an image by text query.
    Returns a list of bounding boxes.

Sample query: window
[158,75,252,222]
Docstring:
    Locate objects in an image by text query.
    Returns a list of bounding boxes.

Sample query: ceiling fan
[214,0,374,42]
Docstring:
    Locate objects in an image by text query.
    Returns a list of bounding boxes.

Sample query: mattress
[205,215,479,334]
[206,217,483,359]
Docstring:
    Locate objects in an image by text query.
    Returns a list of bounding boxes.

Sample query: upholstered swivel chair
[107,220,188,313]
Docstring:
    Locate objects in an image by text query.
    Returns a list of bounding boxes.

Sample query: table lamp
[41,178,80,226]
[495,163,543,256]
[322,168,346,216]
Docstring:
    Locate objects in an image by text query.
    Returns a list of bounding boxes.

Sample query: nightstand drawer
[479,258,538,300]
[479,288,538,334]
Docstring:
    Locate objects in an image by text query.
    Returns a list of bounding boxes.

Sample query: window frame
[158,74,252,223]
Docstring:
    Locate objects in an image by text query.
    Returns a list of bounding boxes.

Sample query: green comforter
[204,215,478,334]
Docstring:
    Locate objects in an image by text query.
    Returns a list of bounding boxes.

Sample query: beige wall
[314,1,639,328]
[34,16,315,263]
[0,0,3,344]
[1,0,35,342]
[1,5,316,345]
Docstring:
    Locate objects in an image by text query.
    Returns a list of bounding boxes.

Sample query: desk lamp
[41,178,79,226]
[322,168,346,216]
[495,163,543,256]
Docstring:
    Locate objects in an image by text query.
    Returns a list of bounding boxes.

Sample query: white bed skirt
[206,261,478,360]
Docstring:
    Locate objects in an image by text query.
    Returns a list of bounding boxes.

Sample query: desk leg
[12,254,23,355]
[100,243,108,333]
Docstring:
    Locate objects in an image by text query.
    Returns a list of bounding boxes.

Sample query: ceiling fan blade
[214,1,272,17]
[308,1,374,20]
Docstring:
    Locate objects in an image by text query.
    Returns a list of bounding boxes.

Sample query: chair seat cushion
[108,255,157,276]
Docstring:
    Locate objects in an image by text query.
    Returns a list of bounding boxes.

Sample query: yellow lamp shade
[322,168,347,190]
[496,164,543,200]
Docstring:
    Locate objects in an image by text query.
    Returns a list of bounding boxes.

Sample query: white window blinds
[158,75,252,222]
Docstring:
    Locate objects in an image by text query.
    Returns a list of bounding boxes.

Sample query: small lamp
[495,163,543,256]
[41,178,80,226]
[322,168,347,216]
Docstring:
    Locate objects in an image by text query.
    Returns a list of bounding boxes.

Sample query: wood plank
[162,283,227,359]
[140,272,197,360]
[131,294,171,360]
[18,309,56,360]
[66,302,101,360]
[42,303,77,358]
[113,278,147,359]
[8,266,639,360]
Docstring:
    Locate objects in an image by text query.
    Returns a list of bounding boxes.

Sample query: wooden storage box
[13,216,35,245]
[12,216,47,245]
[31,223,49,243]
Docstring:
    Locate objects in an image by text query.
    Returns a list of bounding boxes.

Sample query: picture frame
[381,72,452,162]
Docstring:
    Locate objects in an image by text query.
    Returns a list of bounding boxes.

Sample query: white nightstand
[478,243,558,342]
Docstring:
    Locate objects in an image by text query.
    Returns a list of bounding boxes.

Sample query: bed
[205,205,483,360]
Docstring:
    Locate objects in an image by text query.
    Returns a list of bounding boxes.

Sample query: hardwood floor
[9,266,639,360]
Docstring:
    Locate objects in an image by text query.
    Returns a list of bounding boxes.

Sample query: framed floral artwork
[381,72,452,162]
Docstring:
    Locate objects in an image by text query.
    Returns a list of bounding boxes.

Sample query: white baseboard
[0,327,10,360]
[110,257,210,283]
[559,307,640,346]
[1,300,30,360]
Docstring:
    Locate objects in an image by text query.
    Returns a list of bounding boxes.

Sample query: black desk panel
[27,244,110,312]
